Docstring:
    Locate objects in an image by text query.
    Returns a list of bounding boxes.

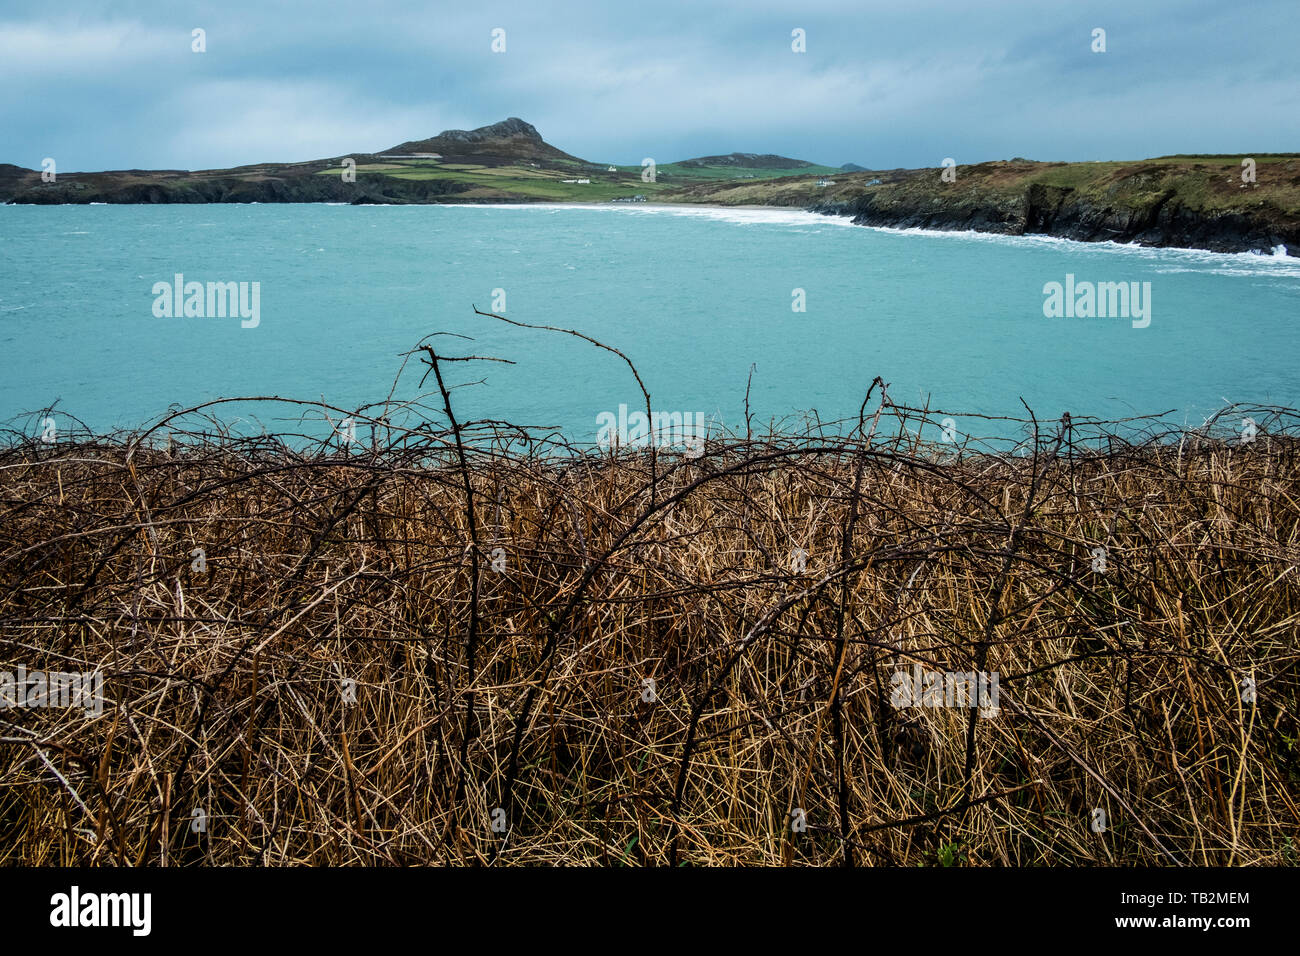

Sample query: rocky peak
[433,118,542,145]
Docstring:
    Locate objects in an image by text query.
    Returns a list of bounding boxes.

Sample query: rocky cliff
[806,158,1300,255]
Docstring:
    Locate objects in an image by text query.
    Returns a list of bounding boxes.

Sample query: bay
[2,202,1297,445]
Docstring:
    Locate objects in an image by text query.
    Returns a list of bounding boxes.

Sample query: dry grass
[1,385,1298,867]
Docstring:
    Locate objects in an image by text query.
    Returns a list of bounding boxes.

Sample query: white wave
[864,223,1300,275]
[407,202,1296,270]
[597,204,858,229]
[433,201,858,229]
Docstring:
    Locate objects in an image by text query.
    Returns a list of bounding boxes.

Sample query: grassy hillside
[0,120,838,206]
[648,158,842,182]
[672,155,1300,210]
[668,154,1300,253]
[3,119,1296,252]
[313,158,673,202]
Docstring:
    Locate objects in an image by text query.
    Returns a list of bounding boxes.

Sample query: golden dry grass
[1,398,1297,866]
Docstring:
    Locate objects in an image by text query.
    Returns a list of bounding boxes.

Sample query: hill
[670,157,1300,254]
[676,152,816,169]
[0,118,621,205]
[3,121,1297,253]
[0,120,843,205]
[382,117,586,166]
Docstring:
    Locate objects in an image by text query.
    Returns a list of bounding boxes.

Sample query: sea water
[1,202,1297,445]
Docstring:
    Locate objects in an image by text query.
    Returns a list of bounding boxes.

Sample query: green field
[308,148,855,203]
[316,160,675,201]
[614,161,844,181]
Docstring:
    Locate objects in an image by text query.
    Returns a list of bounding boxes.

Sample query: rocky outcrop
[384,117,586,165]
[809,162,1300,255]
[1018,183,1294,253]
[6,171,471,205]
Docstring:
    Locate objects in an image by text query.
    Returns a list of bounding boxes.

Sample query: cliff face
[3,168,471,205]
[1019,182,1296,253]
[808,159,1300,255]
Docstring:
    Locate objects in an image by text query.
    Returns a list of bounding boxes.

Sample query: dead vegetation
[1,338,1297,867]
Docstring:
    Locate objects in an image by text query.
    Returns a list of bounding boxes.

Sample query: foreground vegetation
[2,383,1296,866]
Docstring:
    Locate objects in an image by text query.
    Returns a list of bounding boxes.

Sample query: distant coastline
[5,118,1297,256]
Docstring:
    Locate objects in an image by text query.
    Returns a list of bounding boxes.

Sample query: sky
[2,0,1297,173]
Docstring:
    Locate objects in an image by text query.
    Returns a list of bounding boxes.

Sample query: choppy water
[2,202,1298,444]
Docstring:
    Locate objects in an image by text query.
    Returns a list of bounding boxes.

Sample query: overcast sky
[3,0,1297,172]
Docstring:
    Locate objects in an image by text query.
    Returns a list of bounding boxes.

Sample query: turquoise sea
[2,202,1298,445]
